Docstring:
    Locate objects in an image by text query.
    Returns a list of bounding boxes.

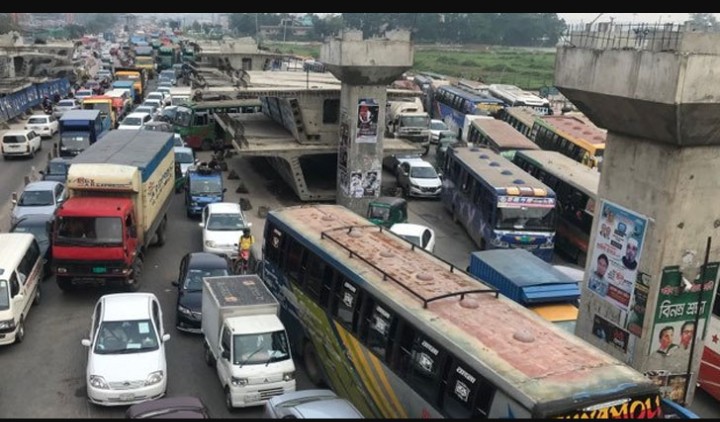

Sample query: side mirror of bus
[438,172,443,180]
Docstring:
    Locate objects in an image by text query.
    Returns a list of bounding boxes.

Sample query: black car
[125,396,211,419]
[173,252,232,333]
[10,214,54,278]
[40,157,71,184]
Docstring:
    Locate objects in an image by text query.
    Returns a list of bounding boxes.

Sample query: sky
[557,13,706,25]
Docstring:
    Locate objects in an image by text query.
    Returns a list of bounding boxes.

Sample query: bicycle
[233,249,252,275]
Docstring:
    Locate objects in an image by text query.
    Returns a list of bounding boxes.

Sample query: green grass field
[264,42,557,91]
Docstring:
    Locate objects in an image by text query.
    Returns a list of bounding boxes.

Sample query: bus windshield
[495,205,556,231]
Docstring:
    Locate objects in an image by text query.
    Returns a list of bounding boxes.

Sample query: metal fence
[560,23,688,52]
[0,77,69,123]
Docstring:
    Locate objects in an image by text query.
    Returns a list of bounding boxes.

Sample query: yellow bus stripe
[368,352,408,418]
[336,326,396,418]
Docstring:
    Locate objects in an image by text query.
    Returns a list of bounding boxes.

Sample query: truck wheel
[204,342,216,367]
[14,317,25,343]
[56,276,73,292]
[225,386,233,410]
[125,259,143,292]
[303,341,325,387]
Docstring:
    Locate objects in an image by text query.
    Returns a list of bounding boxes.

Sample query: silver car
[53,98,81,118]
[11,180,67,226]
[263,389,363,419]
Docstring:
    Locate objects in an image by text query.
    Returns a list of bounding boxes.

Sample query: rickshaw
[367,196,408,229]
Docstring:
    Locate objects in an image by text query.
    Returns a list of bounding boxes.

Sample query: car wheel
[125,258,143,292]
[33,284,41,305]
[225,386,233,410]
[14,317,25,344]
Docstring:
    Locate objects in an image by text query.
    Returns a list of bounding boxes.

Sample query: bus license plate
[92,267,107,274]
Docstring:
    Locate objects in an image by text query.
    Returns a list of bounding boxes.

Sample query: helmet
[243,228,251,236]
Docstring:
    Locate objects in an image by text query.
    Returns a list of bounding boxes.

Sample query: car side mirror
[221,350,230,360]
[438,172,444,179]
[162,334,171,342]
[81,339,91,347]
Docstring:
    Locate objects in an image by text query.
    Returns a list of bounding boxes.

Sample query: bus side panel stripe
[336,324,397,418]
[367,351,408,418]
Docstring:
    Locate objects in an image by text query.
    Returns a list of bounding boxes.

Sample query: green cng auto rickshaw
[367,196,408,228]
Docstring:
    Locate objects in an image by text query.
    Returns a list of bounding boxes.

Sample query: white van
[0,233,44,346]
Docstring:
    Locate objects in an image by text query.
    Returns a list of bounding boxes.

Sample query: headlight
[178,305,192,316]
[89,375,109,389]
[231,377,248,386]
[204,240,216,248]
[283,371,295,381]
[0,319,16,330]
[190,201,198,207]
[145,371,164,386]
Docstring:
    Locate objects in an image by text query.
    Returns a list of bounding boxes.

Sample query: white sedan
[81,293,170,406]
[390,223,436,253]
[200,202,251,260]
[25,114,59,138]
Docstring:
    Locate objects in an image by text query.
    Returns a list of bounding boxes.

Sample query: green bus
[173,99,262,150]
[157,46,176,71]
[260,203,665,419]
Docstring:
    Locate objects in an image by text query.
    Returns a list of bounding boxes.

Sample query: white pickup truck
[201,275,296,409]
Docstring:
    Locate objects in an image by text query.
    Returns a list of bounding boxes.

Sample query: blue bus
[440,145,557,262]
[432,85,505,138]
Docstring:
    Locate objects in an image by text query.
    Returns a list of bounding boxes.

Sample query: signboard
[356,98,379,143]
[554,394,661,419]
[587,200,648,312]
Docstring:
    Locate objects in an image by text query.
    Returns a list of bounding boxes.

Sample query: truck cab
[185,164,226,218]
[387,111,432,155]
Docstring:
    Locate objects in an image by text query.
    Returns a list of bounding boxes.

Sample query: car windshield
[122,117,142,126]
[175,151,194,164]
[0,280,9,311]
[189,178,222,195]
[18,190,54,206]
[48,161,68,175]
[410,166,438,179]
[55,216,123,245]
[207,213,245,231]
[28,117,48,124]
[368,206,390,220]
[184,268,229,291]
[233,331,291,366]
[398,234,422,247]
[175,106,192,126]
[3,135,26,144]
[430,121,447,131]
[94,320,159,354]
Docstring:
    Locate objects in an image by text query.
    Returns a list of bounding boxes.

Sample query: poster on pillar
[338,123,350,196]
[587,200,648,312]
[648,264,717,357]
[349,171,364,198]
[356,98,379,143]
[362,170,380,197]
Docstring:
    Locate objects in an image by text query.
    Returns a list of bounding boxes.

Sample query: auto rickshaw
[367,196,408,229]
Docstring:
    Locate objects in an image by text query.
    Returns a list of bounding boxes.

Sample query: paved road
[0,114,718,417]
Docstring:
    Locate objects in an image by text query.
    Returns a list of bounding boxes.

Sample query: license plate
[119,393,135,401]
[92,267,107,274]
[247,393,259,402]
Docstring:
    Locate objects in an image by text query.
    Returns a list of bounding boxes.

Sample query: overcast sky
[557,13,710,24]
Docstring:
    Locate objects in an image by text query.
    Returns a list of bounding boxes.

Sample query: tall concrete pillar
[555,24,720,405]
[321,30,413,215]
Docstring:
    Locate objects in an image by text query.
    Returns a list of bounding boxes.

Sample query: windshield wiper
[238,346,264,367]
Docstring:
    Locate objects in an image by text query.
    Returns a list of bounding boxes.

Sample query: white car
[395,158,443,198]
[142,99,164,114]
[25,114,59,138]
[2,129,42,159]
[199,202,251,260]
[429,119,449,144]
[53,98,81,118]
[146,91,170,107]
[81,293,170,406]
[75,89,94,102]
[390,223,436,253]
[118,112,152,130]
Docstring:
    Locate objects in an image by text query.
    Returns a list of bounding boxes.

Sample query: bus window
[442,359,494,418]
[264,223,285,265]
[361,298,396,361]
[303,252,333,307]
[194,112,208,126]
[334,278,360,331]
[397,327,445,404]
[284,238,306,287]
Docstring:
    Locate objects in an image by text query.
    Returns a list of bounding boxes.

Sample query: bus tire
[303,341,324,387]
[201,139,213,151]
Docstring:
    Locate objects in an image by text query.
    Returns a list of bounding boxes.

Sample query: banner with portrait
[587,200,648,312]
[356,98,379,143]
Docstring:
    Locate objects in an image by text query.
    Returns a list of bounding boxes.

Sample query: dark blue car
[184,164,225,218]
[173,252,232,333]
[40,157,71,184]
[10,214,54,278]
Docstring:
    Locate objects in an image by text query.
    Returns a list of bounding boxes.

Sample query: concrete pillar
[555,24,720,406]
[321,30,413,215]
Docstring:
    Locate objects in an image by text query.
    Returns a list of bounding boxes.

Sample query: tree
[191,20,201,32]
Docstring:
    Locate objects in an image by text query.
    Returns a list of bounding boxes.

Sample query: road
[0,115,718,418]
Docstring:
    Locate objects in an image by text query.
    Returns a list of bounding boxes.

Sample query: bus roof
[537,115,607,146]
[269,204,656,410]
[515,150,599,198]
[471,119,541,151]
[451,146,554,195]
[504,106,540,128]
[437,84,504,104]
[179,99,262,110]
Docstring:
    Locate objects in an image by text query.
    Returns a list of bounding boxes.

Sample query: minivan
[0,233,44,346]
[2,130,42,160]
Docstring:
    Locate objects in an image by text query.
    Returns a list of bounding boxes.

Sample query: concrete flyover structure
[321,29,414,215]
[555,22,720,406]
